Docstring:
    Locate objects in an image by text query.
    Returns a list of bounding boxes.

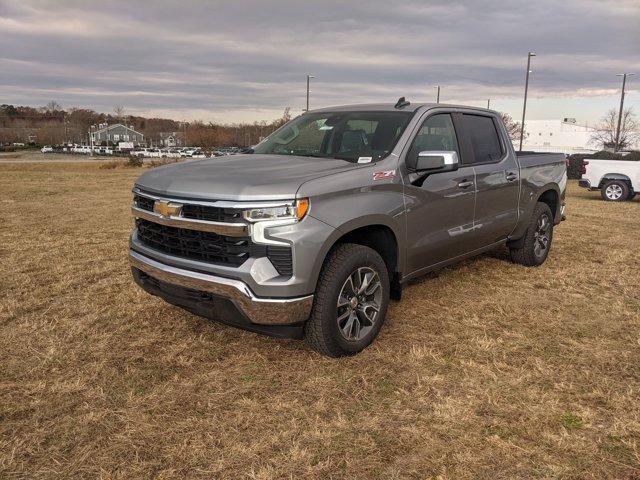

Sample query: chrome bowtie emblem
[153,200,182,218]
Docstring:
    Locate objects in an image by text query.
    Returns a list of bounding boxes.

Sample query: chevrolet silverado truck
[578,158,639,201]
[129,99,567,357]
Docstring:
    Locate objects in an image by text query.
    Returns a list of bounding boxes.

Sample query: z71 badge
[373,169,396,181]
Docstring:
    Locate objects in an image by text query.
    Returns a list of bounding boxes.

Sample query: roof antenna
[394,97,410,109]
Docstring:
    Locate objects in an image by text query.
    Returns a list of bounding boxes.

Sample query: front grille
[181,204,243,223]
[134,194,155,212]
[136,218,256,267]
[135,219,293,276]
[133,193,243,223]
[134,192,294,276]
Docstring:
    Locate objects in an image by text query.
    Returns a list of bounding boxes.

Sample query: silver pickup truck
[130,99,567,357]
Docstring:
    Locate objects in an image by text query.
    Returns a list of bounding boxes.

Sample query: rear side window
[462,114,503,163]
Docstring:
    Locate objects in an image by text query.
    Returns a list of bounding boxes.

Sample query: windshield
[253,111,413,162]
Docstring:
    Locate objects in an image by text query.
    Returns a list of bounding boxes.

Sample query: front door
[403,113,476,274]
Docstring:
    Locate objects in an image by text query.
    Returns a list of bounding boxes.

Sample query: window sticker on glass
[357,157,372,163]
[314,119,332,131]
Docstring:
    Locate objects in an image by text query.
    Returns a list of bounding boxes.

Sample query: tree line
[0,102,291,148]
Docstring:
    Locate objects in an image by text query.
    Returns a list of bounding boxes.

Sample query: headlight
[242,198,309,223]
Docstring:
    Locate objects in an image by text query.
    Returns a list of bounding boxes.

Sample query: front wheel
[509,202,554,267]
[304,243,390,357]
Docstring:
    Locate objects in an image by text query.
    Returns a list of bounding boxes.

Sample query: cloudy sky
[1,0,639,124]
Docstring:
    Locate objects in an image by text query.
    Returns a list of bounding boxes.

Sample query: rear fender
[599,173,632,189]
[509,183,561,242]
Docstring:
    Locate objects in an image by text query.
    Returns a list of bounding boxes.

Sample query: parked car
[179,148,198,157]
[41,145,53,153]
[579,158,639,201]
[72,145,92,154]
[131,148,148,157]
[146,148,163,158]
[129,100,567,357]
[96,146,114,155]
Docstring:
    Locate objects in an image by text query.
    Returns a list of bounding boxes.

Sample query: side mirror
[415,150,459,173]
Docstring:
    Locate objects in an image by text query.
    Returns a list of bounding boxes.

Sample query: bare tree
[43,100,61,113]
[500,112,525,142]
[113,105,126,124]
[590,108,639,151]
[270,107,292,132]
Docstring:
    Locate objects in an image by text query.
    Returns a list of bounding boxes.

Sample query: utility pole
[89,125,94,156]
[305,74,315,111]
[183,122,188,148]
[487,99,490,109]
[435,85,440,103]
[614,73,635,152]
[519,51,536,151]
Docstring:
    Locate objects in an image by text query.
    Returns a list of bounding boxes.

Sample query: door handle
[457,180,474,189]
[506,172,518,182]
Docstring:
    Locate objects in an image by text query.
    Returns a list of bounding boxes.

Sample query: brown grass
[1,160,639,479]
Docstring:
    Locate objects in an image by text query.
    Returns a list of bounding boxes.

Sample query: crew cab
[579,158,639,201]
[129,100,567,357]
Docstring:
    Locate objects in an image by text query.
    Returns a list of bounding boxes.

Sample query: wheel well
[599,175,632,190]
[333,225,401,298]
[538,189,559,219]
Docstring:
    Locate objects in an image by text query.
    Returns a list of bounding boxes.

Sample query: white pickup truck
[579,159,640,201]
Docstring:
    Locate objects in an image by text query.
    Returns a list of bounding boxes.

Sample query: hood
[134,154,363,201]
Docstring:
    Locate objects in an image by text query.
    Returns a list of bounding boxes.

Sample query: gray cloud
[1,0,638,122]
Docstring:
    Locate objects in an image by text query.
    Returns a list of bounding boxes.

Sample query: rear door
[459,113,520,246]
[403,112,477,274]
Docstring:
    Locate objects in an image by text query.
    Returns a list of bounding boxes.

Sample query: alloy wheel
[336,267,382,342]
[605,184,623,200]
[533,213,551,259]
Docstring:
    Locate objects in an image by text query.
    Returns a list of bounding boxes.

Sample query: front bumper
[130,250,313,330]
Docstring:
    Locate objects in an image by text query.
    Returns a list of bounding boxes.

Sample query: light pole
[435,85,440,103]
[519,51,536,151]
[487,99,490,109]
[614,73,635,152]
[306,74,315,111]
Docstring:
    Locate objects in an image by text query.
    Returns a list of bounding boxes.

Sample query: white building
[521,118,597,154]
[160,132,184,147]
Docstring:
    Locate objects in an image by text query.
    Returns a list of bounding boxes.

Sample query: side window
[410,114,460,156]
[462,114,504,163]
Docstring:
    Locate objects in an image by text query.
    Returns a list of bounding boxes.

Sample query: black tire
[304,243,390,357]
[509,202,554,267]
[600,180,629,202]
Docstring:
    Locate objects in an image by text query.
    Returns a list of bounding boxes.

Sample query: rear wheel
[509,202,554,267]
[601,180,629,202]
[304,243,390,357]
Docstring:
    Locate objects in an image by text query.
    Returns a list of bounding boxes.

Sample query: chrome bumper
[130,250,313,325]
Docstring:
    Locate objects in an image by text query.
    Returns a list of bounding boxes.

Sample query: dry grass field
[1,159,639,479]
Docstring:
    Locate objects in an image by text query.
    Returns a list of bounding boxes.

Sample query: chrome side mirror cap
[415,150,459,173]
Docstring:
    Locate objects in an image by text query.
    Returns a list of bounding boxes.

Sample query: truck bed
[516,151,566,168]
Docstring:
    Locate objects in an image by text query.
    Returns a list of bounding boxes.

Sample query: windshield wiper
[305,153,357,162]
